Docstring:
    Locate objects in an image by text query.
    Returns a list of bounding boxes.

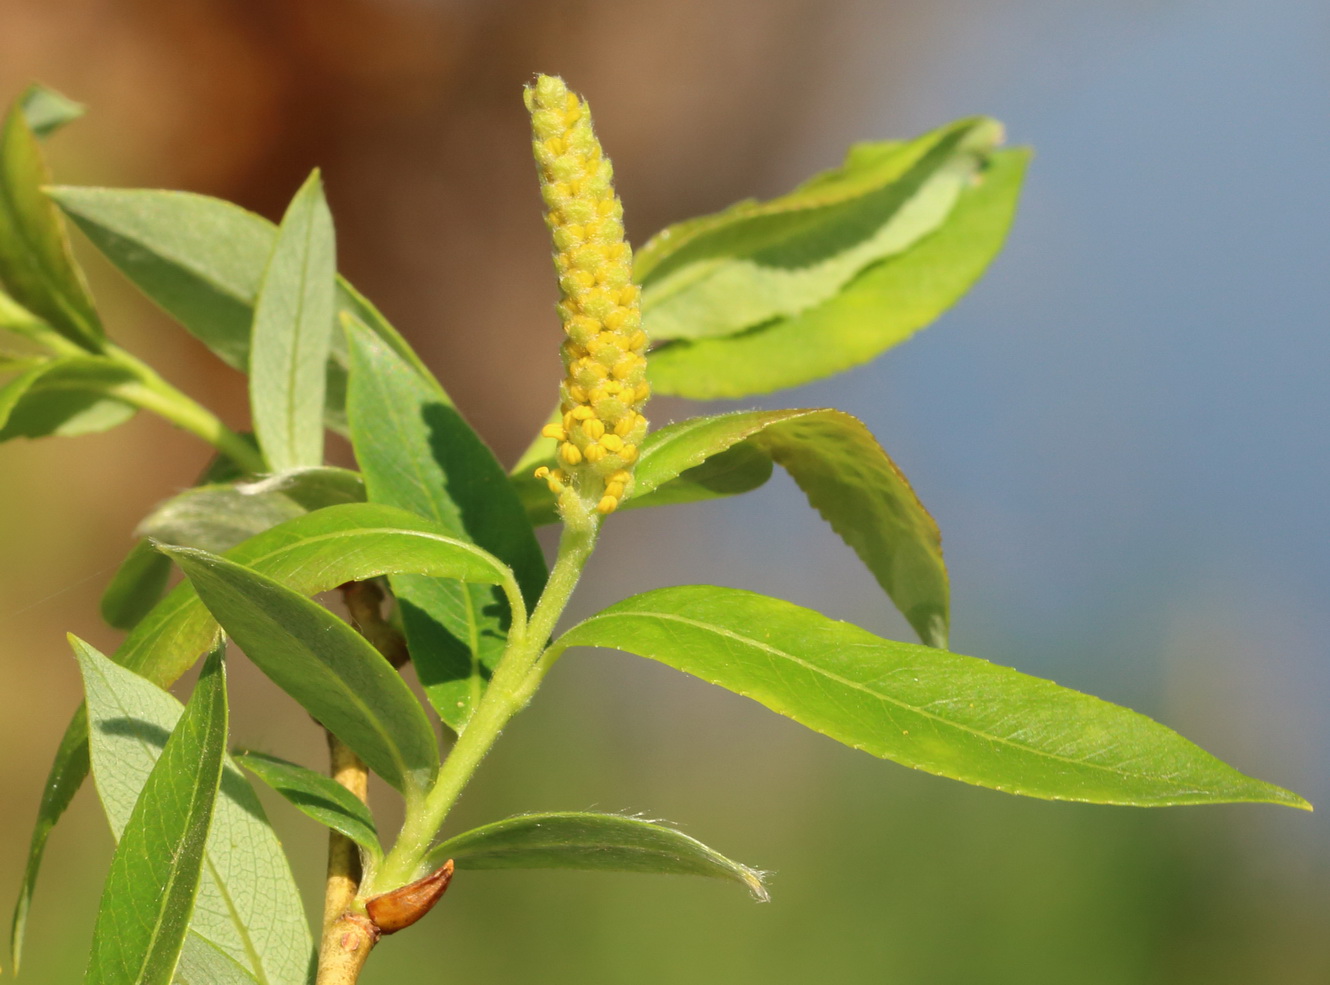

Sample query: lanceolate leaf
[10,502,514,967]
[0,103,102,350]
[517,409,948,647]
[236,751,381,859]
[46,186,429,425]
[75,639,312,985]
[136,467,365,554]
[249,171,336,471]
[0,356,136,441]
[19,84,86,139]
[100,540,173,631]
[555,586,1311,809]
[637,118,1002,344]
[10,706,89,973]
[428,812,768,901]
[345,316,547,731]
[166,546,440,794]
[648,148,1028,399]
[79,644,227,985]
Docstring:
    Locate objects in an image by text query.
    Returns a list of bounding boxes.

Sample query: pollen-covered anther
[596,495,619,515]
[582,443,608,464]
[581,418,606,440]
[541,423,567,441]
[599,433,624,453]
[559,443,583,466]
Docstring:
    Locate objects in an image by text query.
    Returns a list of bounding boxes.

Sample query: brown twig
[315,580,410,983]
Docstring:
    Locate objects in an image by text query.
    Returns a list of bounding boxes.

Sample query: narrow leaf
[518,409,947,646]
[0,102,102,350]
[249,171,335,470]
[76,638,312,985]
[166,546,439,794]
[0,355,136,441]
[123,502,513,684]
[9,706,89,973]
[638,119,1002,343]
[236,751,381,858]
[428,812,768,901]
[12,502,516,957]
[648,148,1028,398]
[136,467,364,554]
[20,84,86,138]
[48,186,429,425]
[556,586,1311,809]
[100,540,173,630]
[345,315,547,730]
[80,644,227,985]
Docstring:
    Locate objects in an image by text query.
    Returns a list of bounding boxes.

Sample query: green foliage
[0,77,1308,985]
[165,546,442,795]
[428,812,768,900]
[76,639,312,983]
[554,586,1307,808]
[79,643,228,985]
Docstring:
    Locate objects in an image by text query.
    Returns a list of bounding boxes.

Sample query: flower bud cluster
[524,75,649,517]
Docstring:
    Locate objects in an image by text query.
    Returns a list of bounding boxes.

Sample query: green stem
[367,518,600,893]
[105,344,265,474]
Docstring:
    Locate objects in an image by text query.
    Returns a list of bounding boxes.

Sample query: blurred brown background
[2,1,1327,982]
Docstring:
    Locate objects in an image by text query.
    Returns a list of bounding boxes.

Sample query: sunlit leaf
[555,586,1311,809]
[236,751,380,859]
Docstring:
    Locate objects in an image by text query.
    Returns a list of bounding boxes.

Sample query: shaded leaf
[79,644,226,985]
[0,102,101,349]
[76,638,313,985]
[249,171,336,471]
[638,118,1001,343]
[174,933,262,985]
[9,706,89,973]
[101,540,173,631]
[427,812,768,901]
[137,467,364,554]
[20,84,85,138]
[0,288,49,339]
[166,546,439,794]
[236,750,381,859]
[648,148,1028,398]
[0,356,136,441]
[345,316,546,731]
[555,586,1311,809]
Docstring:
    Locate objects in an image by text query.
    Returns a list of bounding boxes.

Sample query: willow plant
[0,76,1309,985]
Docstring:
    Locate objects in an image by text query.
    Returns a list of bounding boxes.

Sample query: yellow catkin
[525,75,649,518]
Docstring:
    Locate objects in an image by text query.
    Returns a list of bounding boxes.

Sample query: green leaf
[638,118,1002,344]
[9,706,90,973]
[235,751,381,859]
[517,409,947,646]
[0,102,102,349]
[75,638,313,985]
[119,502,515,687]
[20,84,85,138]
[511,431,773,527]
[174,933,263,985]
[166,545,440,794]
[79,643,227,985]
[0,288,49,339]
[249,171,335,471]
[345,315,547,731]
[0,356,136,441]
[648,148,1029,399]
[555,586,1311,809]
[47,186,430,426]
[427,812,768,900]
[101,540,173,631]
[136,467,365,554]
[655,409,947,646]
[12,501,516,960]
